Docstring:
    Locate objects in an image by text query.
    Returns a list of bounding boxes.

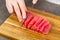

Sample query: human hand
[6,0,38,22]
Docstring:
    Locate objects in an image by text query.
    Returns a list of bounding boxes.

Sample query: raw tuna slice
[31,16,42,31]
[42,23,51,34]
[24,12,34,27]
[27,16,39,29]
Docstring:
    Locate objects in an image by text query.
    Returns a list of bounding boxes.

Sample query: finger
[32,0,38,4]
[12,0,22,22]
[17,0,27,19]
[6,0,13,13]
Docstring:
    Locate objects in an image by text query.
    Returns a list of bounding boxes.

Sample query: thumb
[32,0,38,4]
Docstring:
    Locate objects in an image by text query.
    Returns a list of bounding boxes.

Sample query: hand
[6,0,38,22]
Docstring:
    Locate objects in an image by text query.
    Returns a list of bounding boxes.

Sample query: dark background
[0,0,60,40]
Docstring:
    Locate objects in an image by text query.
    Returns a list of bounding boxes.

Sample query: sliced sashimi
[31,16,42,31]
[24,12,34,27]
[42,23,51,34]
[27,16,39,29]
[36,18,44,32]
[39,19,47,32]
[39,21,48,32]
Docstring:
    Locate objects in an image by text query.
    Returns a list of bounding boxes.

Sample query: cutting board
[0,7,60,40]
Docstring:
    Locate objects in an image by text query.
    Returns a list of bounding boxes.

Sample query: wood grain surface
[0,7,60,40]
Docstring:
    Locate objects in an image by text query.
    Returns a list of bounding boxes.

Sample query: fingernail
[19,19,22,22]
[32,0,38,4]
[23,16,26,19]
[32,1,36,4]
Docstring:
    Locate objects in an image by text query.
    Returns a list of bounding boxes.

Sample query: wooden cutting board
[0,7,60,40]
